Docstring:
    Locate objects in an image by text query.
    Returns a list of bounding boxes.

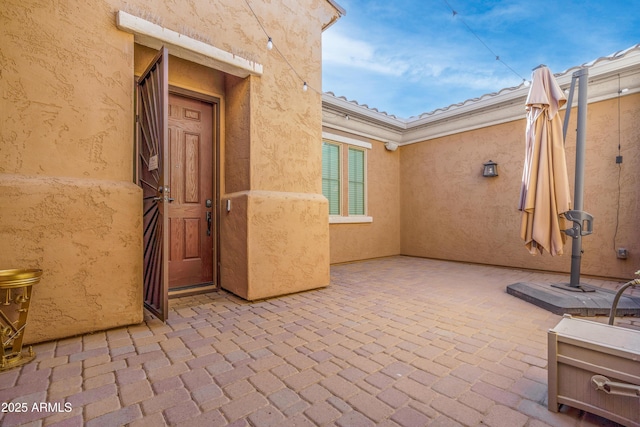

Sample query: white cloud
[322,26,524,117]
[322,0,640,117]
[322,31,410,76]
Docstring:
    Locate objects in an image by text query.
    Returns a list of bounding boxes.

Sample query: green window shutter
[322,142,340,215]
[348,148,365,215]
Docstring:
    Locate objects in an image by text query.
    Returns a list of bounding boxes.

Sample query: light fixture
[302,82,308,92]
[267,37,273,50]
[483,160,498,177]
[344,114,350,120]
[384,142,398,152]
[619,88,629,94]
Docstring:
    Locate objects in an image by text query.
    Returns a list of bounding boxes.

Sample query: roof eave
[325,0,346,17]
[323,0,346,31]
[322,43,640,145]
[407,44,640,128]
[322,92,407,130]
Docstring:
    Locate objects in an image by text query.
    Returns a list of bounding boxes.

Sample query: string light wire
[442,0,528,85]
[243,0,320,94]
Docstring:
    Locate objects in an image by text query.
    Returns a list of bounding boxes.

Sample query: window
[321,132,372,224]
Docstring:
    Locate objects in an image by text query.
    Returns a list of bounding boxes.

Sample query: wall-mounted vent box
[548,315,640,427]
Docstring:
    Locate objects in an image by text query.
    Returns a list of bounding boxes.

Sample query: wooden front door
[167,93,216,290]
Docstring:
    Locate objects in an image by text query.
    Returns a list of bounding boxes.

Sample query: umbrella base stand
[506,282,640,316]
[550,283,595,293]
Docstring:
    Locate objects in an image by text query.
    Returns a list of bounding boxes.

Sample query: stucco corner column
[220,190,330,301]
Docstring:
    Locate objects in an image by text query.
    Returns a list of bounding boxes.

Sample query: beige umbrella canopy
[519,66,572,256]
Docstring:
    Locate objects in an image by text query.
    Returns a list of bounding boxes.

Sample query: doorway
[167,90,219,294]
[137,47,222,320]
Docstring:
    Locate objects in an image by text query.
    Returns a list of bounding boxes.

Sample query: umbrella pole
[569,68,589,288]
[562,75,576,143]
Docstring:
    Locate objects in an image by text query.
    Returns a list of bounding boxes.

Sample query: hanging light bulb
[267,37,273,51]
[303,82,308,92]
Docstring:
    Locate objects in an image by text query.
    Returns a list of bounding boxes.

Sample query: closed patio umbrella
[518,65,572,256]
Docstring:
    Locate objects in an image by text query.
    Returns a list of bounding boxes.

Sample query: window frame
[321,132,373,224]
[348,146,366,216]
[322,141,342,216]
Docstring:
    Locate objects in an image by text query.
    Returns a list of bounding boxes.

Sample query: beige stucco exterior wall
[1,0,143,343]
[1,0,339,342]
[129,0,339,301]
[217,0,337,300]
[324,129,402,264]
[400,93,640,280]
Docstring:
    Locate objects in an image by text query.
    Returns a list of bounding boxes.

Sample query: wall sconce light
[384,142,398,152]
[483,160,498,177]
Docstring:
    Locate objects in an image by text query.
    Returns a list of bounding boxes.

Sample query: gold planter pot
[0,269,42,371]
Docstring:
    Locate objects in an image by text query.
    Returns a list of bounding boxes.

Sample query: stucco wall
[400,94,640,280]
[1,0,143,343]
[224,76,252,194]
[216,0,337,299]
[1,0,339,342]
[220,190,330,302]
[326,131,402,264]
[0,176,142,343]
[129,0,337,300]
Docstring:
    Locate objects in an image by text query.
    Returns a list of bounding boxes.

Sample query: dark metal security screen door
[137,47,169,321]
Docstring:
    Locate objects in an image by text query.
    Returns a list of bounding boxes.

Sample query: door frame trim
[168,86,222,297]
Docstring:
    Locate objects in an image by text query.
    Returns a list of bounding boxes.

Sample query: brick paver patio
[1,256,637,426]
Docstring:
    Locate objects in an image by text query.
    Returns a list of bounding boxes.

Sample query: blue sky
[322,0,640,119]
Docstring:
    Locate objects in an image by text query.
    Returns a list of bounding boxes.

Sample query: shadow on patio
[0,256,635,426]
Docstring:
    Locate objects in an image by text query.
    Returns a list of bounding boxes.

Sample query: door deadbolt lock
[206,199,212,208]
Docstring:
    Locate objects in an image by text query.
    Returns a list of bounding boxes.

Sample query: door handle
[153,196,174,202]
[206,212,212,236]
[154,186,174,203]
